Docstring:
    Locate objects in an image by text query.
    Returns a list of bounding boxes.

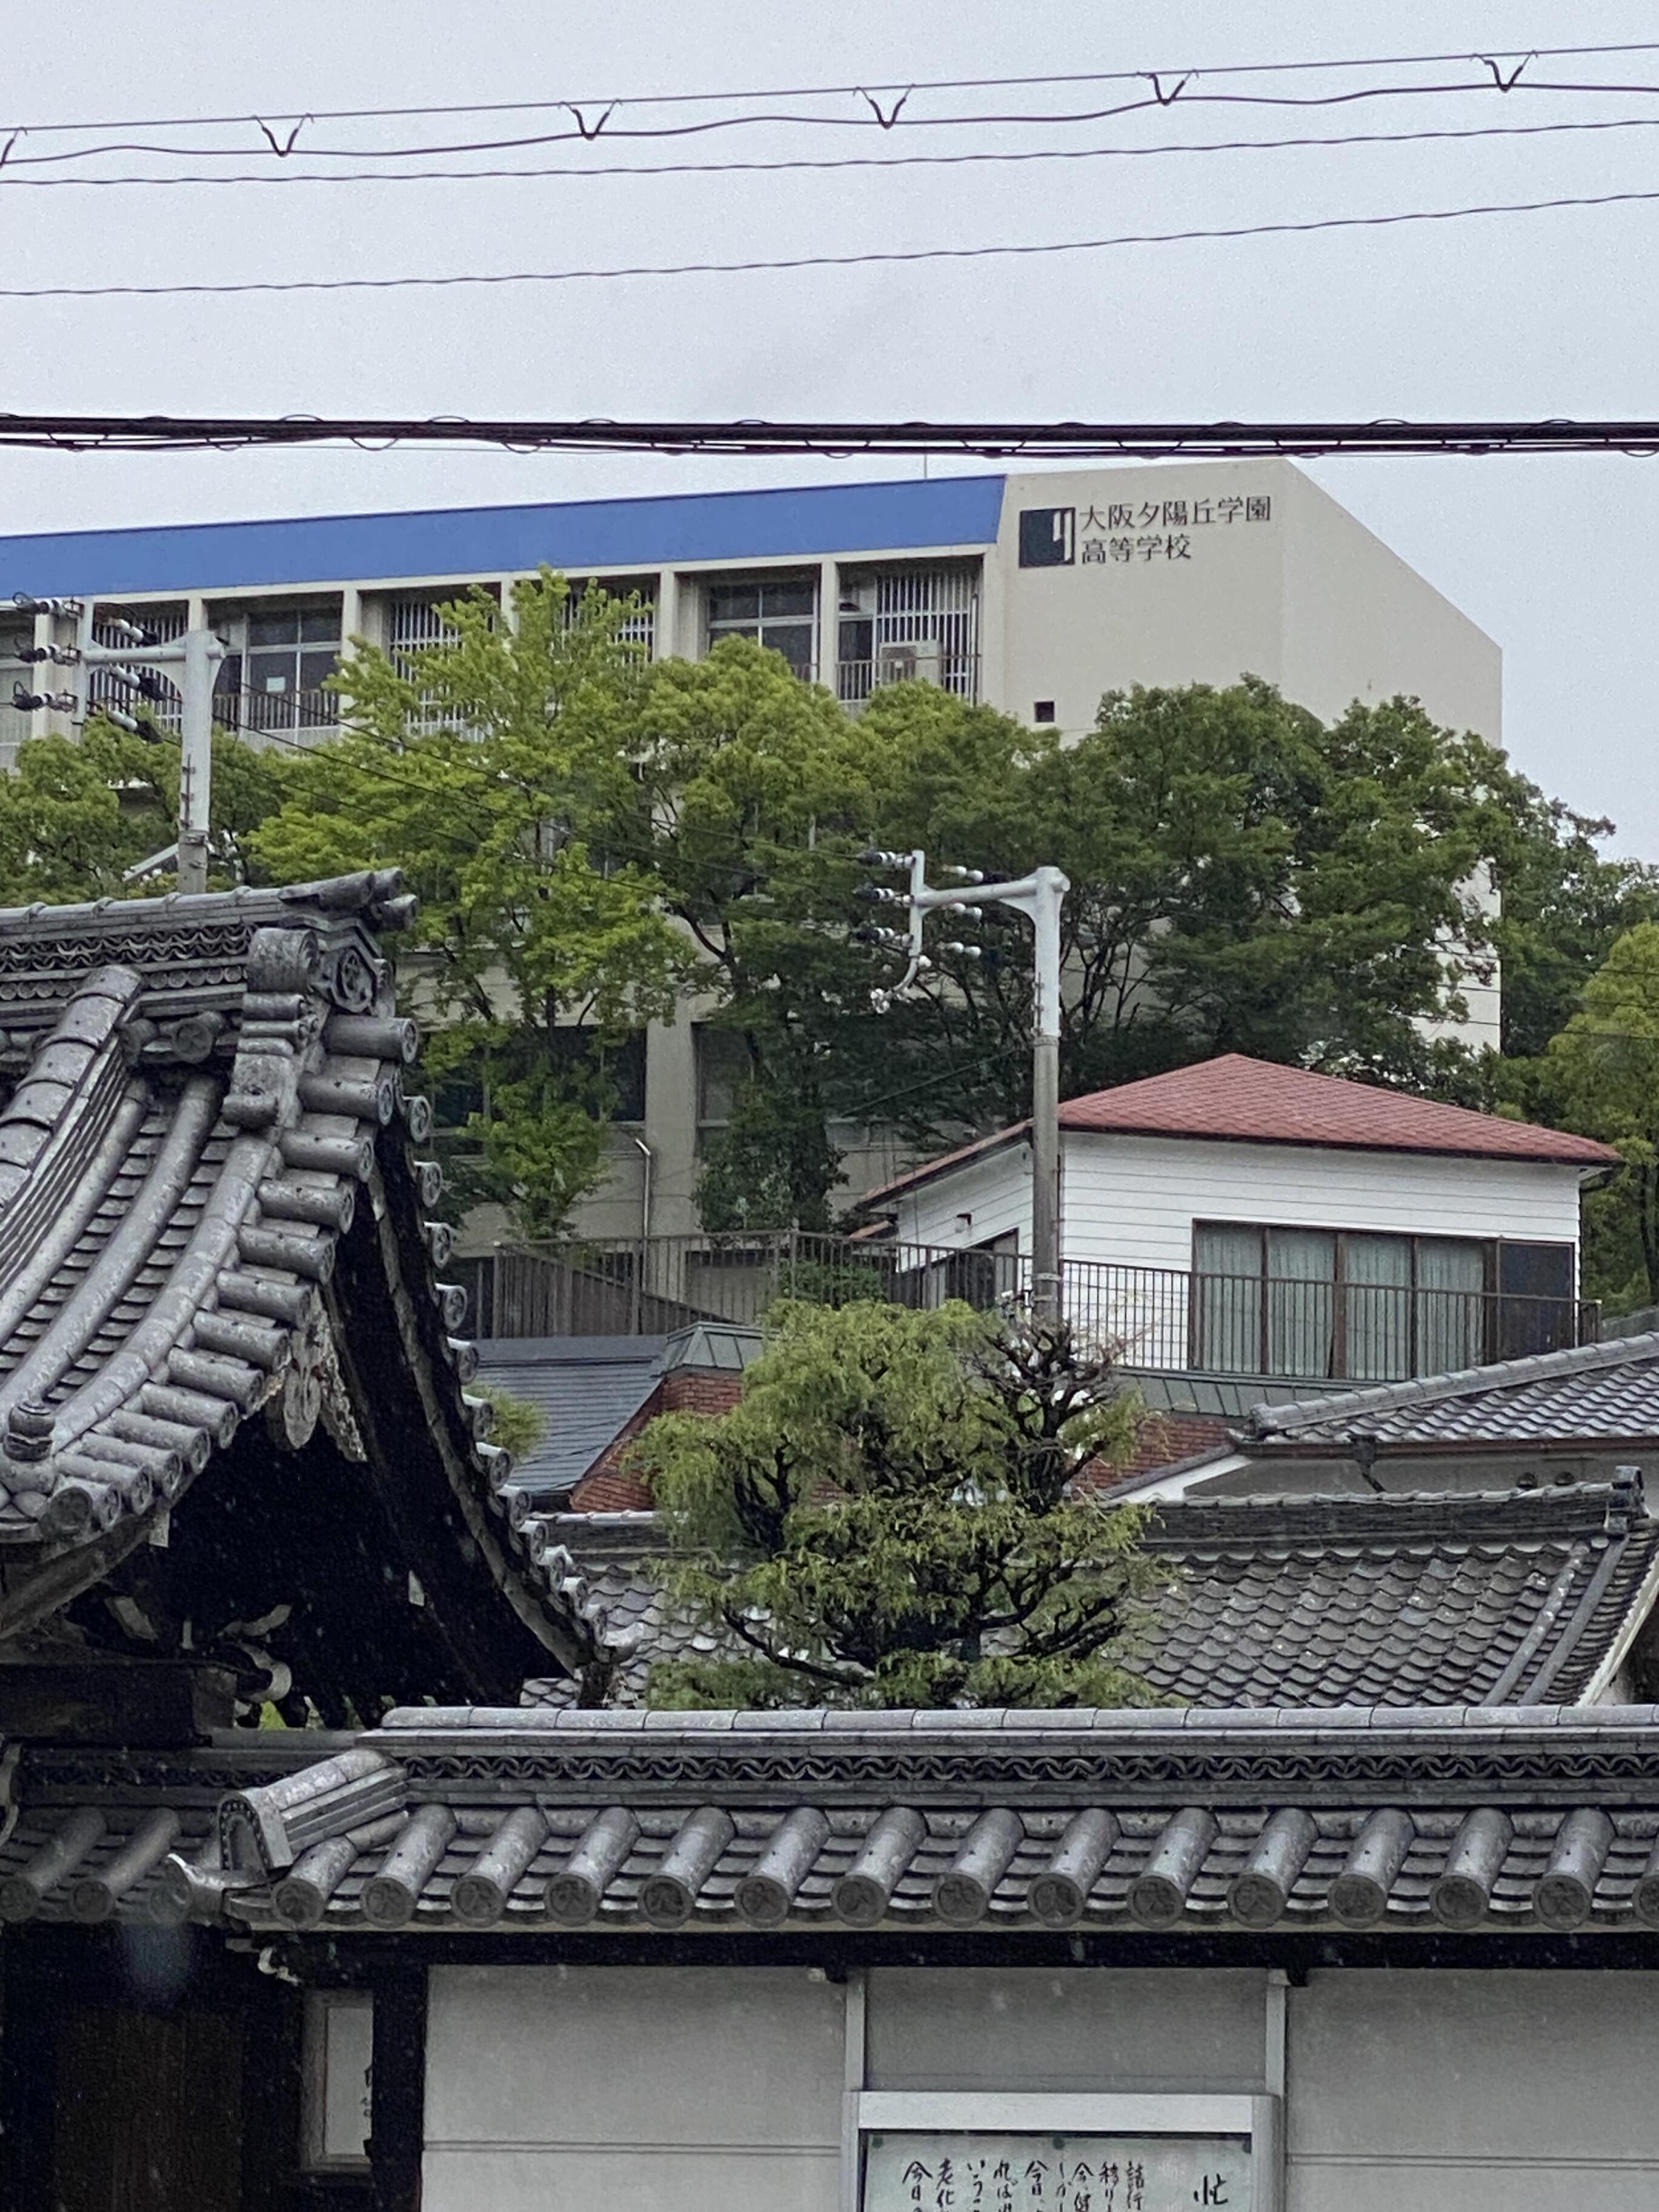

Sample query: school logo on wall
[1018,507,1076,566]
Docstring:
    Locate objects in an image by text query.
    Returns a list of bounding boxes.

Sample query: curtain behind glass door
[1267,1229,1337,1377]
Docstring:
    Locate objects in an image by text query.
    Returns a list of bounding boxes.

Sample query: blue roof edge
[0,474,1009,599]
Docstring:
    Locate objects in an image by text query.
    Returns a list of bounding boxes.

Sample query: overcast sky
[9,3,1659,850]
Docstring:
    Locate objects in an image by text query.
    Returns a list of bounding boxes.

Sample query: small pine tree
[632,1299,1162,1709]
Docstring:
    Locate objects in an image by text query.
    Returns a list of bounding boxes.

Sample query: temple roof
[0,874,591,1712]
[520,1476,1659,1714]
[7,1702,1659,1939]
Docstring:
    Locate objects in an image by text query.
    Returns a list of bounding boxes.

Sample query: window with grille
[705,576,816,678]
[837,565,980,703]
[564,577,656,655]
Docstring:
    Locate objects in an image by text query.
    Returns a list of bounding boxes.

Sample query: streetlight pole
[856,849,1071,1322]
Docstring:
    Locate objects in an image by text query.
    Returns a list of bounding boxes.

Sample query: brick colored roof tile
[1056,1054,1617,1163]
[860,1054,1614,1207]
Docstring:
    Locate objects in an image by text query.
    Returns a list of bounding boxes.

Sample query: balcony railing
[457,1234,1597,1379]
[212,685,339,739]
[837,653,980,708]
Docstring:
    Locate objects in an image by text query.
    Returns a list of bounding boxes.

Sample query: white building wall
[864,1967,1266,2090]
[1286,1968,1659,2208]
[893,1131,1582,1269]
[421,1962,1659,2210]
[422,1964,845,2212]
[1060,1132,1584,1270]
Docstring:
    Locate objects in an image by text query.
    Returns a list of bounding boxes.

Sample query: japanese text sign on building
[865,2133,1252,2212]
[1017,499,1271,569]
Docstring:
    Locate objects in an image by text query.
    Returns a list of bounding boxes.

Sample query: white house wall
[894,1132,1582,1267]
[1060,1133,1583,1270]
[419,1962,1659,2210]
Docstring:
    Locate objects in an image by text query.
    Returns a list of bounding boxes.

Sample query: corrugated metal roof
[0,476,1007,599]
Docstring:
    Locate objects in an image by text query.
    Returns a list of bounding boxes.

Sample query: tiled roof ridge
[1146,1473,1645,1547]
[22,1699,1659,1936]
[1243,1330,1659,1440]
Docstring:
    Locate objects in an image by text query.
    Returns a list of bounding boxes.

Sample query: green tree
[633,1299,1159,1709]
[248,574,685,1234]
[0,721,281,904]
[634,637,889,1227]
[1543,923,1659,1308]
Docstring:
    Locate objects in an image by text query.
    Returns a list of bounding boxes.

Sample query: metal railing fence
[457,1233,1597,1379]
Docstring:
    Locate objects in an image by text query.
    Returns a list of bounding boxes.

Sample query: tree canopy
[248,574,686,1232]
[0,578,1649,1243]
[631,1299,1159,1710]
[1533,923,1659,1311]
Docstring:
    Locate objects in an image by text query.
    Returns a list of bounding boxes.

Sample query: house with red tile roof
[856,1054,1617,1392]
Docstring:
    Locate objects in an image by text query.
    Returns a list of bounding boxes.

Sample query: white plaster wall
[422,1964,844,2212]
[865,1968,1266,2091]
[1286,1968,1659,2209]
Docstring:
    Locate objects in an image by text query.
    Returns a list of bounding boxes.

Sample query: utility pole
[11,597,224,894]
[856,848,1071,1322]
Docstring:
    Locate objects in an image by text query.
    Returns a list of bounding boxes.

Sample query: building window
[211,600,341,736]
[837,565,980,705]
[1192,1223,1576,1381]
[565,576,657,654]
[300,1990,373,2172]
[1033,700,1056,725]
[705,576,816,678]
[694,1023,751,1137]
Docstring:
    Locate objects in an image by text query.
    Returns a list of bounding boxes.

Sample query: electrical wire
[2,183,1657,301]
[8,416,1659,459]
[12,76,1659,170]
[7,39,1659,137]
[9,111,1659,188]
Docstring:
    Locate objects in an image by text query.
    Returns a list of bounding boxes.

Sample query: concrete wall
[423,1962,1659,2210]
[996,457,1500,744]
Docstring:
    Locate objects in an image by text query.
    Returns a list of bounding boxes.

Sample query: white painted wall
[421,1961,1659,2210]
[995,458,1500,745]
[1285,1968,1659,2208]
[865,1968,1266,2091]
[422,1964,845,2212]
[1062,1132,1583,1268]
[893,1130,1583,1266]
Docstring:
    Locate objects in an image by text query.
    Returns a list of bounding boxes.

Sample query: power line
[15,75,1659,171]
[2,183,1657,302]
[10,111,1659,188]
[7,42,1659,138]
[8,414,1659,459]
